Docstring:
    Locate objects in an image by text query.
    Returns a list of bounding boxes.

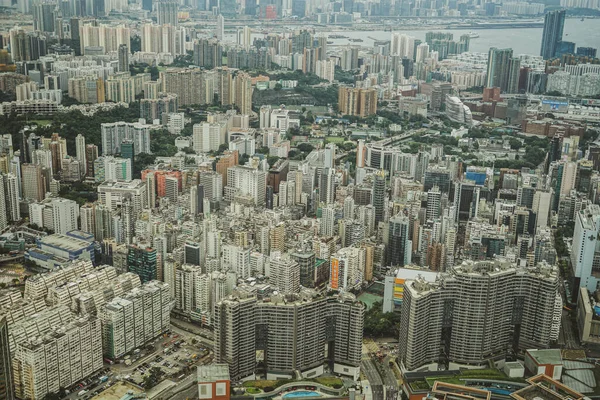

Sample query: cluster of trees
[412,134,459,147]
[129,63,160,80]
[363,301,401,338]
[58,182,98,206]
[171,52,194,68]
[288,142,315,161]
[266,70,326,86]
[554,227,571,259]
[293,85,339,107]
[133,153,157,177]
[0,90,15,103]
[0,105,140,156]
[334,67,357,84]
[142,367,163,389]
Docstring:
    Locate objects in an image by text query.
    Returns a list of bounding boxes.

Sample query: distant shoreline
[349,23,546,31]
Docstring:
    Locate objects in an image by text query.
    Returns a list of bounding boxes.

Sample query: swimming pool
[282,391,321,398]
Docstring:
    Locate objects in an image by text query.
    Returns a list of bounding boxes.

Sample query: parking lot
[58,325,213,399]
[111,329,212,388]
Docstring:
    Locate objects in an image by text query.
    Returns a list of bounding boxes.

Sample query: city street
[561,309,579,349]
[361,358,384,400]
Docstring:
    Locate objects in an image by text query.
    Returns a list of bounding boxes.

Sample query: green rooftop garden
[410,369,527,392]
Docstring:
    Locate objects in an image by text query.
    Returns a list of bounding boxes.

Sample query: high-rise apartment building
[319,167,335,204]
[540,9,565,59]
[215,14,225,41]
[199,171,223,202]
[338,87,377,117]
[486,48,520,93]
[21,164,45,202]
[94,156,132,183]
[0,317,13,400]
[13,315,103,399]
[387,214,411,267]
[127,245,157,283]
[157,0,178,26]
[341,46,359,71]
[160,68,207,106]
[79,24,130,55]
[85,145,98,178]
[101,121,151,156]
[214,290,364,381]
[140,93,178,121]
[194,38,223,69]
[373,170,386,227]
[269,252,300,294]
[225,166,267,205]
[118,44,129,73]
[426,186,441,221]
[8,28,47,62]
[330,247,365,291]
[193,122,227,153]
[572,205,600,292]
[234,72,252,115]
[141,24,185,55]
[398,259,559,371]
[75,134,86,177]
[51,198,79,234]
[100,280,171,359]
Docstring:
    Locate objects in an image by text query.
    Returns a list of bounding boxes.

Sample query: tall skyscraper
[426,186,441,221]
[399,259,559,370]
[0,317,14,400]
[21,164,45,202]
[572,205,600,292]
[214,290,364,381]
[234,72,252,115]
[540,9,565,59]
[215,14,224,40]
[0,175,8,231]
[373,170,386,227]
[486,48,519,93]
[319,168,335,205]
[118,43,129,72]
[76,134,86,176]
[127,244,157,283]
[193,38,223,69]
[387,214,411,267]
[8,28,47,62]
[85,144,98,178]
[32,1,56,32]
[157,0,179,26]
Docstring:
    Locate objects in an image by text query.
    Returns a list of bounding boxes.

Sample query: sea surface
[228,18,600,57]
[323,18,600,55]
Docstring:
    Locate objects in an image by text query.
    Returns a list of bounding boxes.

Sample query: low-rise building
[198,364,230,400]
[25,232,95,270]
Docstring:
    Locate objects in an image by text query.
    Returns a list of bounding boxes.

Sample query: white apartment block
[175,265,212,323]
[225,166,267,206]
[100,280,172,359]
[193,122,227,153]
[28,197,79,234]
[24,260,94,300]
[101,121,152,156]
[97,180,148,213]
[13,314,103,400]
[398,259,559,371]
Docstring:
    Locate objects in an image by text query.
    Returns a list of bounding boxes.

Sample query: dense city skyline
[0,0,598,399]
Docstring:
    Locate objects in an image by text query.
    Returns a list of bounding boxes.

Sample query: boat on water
[330,34,348,39]
[349,38,363,42]
[468,31,479,38]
